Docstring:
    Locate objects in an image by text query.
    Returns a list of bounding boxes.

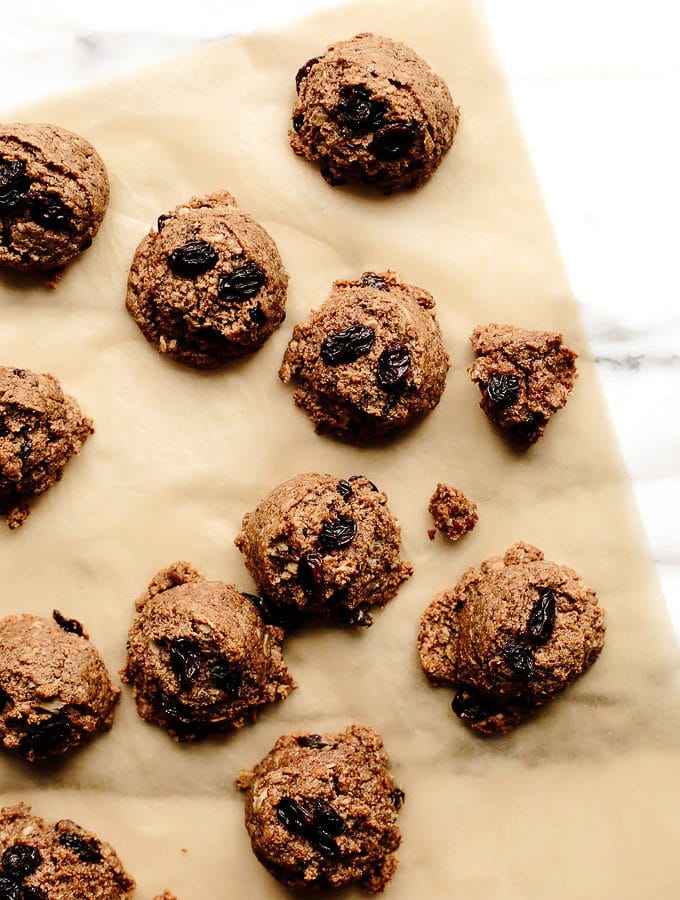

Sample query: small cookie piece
[0,366,93,529]
[279,270,449,442]
[235,473,412,628]
[428,482,478,541]
[290,33,458,193]
[468,323,578,445]
[0,123,109,280]
[126,191,288,368]
[237,724,403,893]
[121,562,295,741]
[0,803,135,898]
[418,542,605,734]
[0,612,119,762]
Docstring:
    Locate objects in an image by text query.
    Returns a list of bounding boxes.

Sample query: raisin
[296,734,328,749]
[320,324,375,365]
[52,609,85,637]
[360,272,389,291]
[318,515,357,550]
[158,694,208,741]
[298,552,325,602]
[0,159,30,213]
[376,344,411,390]
[512,412,545,440]
[28,193,71,231]
[313,799,345,836]
[451,686,501,723]
[242,592,301,630]
[167,240,218,277]
[502,639,535,679]
[18,714,72,760]
[336,86,386,133]
[527,588,556,645]
[0,877,21,900]
[168,638,202,691]
[295,56,321,92]
[370,122,418,160]
[336,480,353,501]
[210,661,241,697]
[1,844,42,880]
[311,829,340,860]
[277,797,316,833]
[58,832,102,864]
[248,304,267,326]
[0,686,9,713]
[348,474,379,491]
[292,114,304,133]
[217,261,266,303]
[486,373,520,408]
[157,214,171,231]
[22,888,47,900]
[390,787,405,810]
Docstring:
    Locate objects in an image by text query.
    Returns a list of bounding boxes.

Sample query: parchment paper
[1,1,679,897]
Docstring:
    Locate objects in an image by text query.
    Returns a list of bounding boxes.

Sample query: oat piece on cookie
[279,270,449,442]
[468,323,577,445]
[0,123,109,281]
[290,33,458,193]
[418,542,605,734]
[126,191,288,367]
[428,482,478,541]
[235,473,412,628]
[238,724,404,893]
[121,562,295,742]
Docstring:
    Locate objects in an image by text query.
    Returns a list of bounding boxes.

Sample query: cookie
[418,542,605,734]
[235,473,412,628]
[237,724,403,893]
[290,33,458,193]
[120,562,295,742]
[0,803,135,898]
[126,191,288,368]
[279,270,449,442]
[0,366,93,529]
[428,482,478,541]
[0,612,119,763]
[0,123,109,281]
[468,323,578,445]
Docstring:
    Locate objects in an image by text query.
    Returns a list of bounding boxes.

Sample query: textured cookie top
[126,191,288,368]
[0,612,119,762]
[279,270,450,442]
[237,724,403,893]
[236,472,413,627]
[418,542,605,734]
[0,122,109,276]
[468,323,578,445]
[290,33,458,192]
[0,803,135,899]
[121,561,295,741]
[0,366,93,529]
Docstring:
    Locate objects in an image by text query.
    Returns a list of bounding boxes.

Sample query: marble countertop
[1,0,678,636]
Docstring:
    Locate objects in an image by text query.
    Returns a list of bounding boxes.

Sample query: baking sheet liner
[1,0,679,896]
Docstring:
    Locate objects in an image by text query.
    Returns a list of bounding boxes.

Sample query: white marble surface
[1,0,678,637]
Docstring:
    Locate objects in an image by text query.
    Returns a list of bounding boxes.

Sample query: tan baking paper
[1,1,679,897]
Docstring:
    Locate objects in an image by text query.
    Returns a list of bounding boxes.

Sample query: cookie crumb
[428,483,478,541]
[427,528,436,541]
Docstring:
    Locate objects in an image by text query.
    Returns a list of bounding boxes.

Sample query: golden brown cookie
[418,542,605,734]
[290,33,458,193]
[0,366,93,529]
[126,191,288,368]
[0,123,109,281]
[279,270,449,442]
[237,725,404,893]
[235,473,412,628]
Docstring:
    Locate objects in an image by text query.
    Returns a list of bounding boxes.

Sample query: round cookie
[126,191,288,368]
[0,612,119,763]
[120,562,296,741]
[235,473,413,627]
[279,270,450,442]
[0,123,109,280]
[0,803,135,898]
[290,33,458,193]
[418,542,606,734]
[237,724,404,893]
[0,366,94,529]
